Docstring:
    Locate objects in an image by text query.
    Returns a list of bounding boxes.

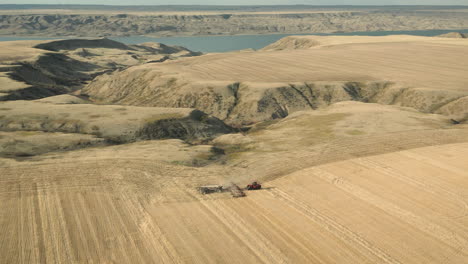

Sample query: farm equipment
[246,181,262,190]
[229,183,246,198]
[197,181,261,198]
[197,185,223,194]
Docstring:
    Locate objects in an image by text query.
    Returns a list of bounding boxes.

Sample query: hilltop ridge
[0,38,198,101]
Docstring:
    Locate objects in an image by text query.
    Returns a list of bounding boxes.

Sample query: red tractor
[246,181,262,190]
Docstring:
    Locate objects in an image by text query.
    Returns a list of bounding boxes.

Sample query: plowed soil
[1,142,467,263]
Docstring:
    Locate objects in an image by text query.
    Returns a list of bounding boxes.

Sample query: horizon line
[1,4,468,7]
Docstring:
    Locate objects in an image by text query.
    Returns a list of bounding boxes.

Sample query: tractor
[246,181,262,190]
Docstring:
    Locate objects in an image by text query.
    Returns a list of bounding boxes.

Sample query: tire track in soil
[400,151,468,179]
[182,188,290,264]
[233,196,328,263]
[267,188,401,264]
[92,193,140,263]
[63,192,95,262]
[118,190,184,264]
[310,167,468,256]
[353,157,468,221]
[49,188,74,263]
[158,196,253,263]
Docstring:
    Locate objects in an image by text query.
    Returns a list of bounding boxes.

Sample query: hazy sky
[2,0,468,5]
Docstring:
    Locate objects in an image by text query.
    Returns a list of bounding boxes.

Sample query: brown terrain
[1,6,468,37]
[0,33,467,263]
[0,38,198,101]
[83,35,468,125]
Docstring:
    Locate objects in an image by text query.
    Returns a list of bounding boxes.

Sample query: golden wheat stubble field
[160,35,468,90]
[1,143,467,263]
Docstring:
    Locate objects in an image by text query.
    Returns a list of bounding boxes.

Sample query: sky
[1,0,468,5]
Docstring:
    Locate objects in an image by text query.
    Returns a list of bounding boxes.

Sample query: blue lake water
[111,29,468,52]
[1,29,468,53]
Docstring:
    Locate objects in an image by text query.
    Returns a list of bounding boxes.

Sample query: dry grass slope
[83,35,468,124]
[0,101,232,144]
[0,38,198,101]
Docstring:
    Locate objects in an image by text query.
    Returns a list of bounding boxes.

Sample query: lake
[1,29,468,53]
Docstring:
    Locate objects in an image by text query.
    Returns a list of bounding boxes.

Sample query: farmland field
[1,142,467,263]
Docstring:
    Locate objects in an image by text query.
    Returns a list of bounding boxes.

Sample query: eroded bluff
[2,11,468,37]
[82,69,468,125]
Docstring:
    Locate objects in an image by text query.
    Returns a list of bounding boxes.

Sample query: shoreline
[1,28,468,40]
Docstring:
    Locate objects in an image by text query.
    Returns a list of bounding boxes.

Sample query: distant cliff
[1,10,468,37]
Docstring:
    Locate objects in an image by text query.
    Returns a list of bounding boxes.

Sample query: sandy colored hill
[437,32,468,38]
[83,35,468,125]
[213,101,468,180]
[0,98,232,160]
[34,38,132,51]
[0,131,104,158]
[0,100,231,144]
[0,38,198,101]
[34,94,90,104]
